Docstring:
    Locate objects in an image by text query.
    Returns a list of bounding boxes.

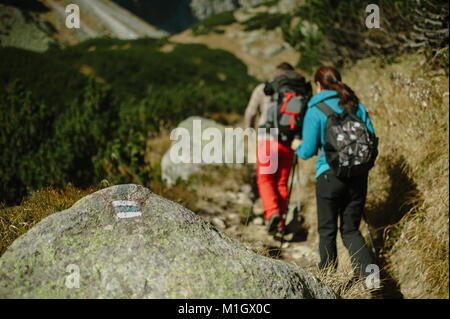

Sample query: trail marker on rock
[112,200,142,219]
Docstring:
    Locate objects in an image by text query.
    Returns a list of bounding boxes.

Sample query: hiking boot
[266,213,281,234]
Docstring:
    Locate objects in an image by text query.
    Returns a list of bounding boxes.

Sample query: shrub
[241,12,287,31]
[281,18,324,73]
[0,39,257,204]
[282,0,448,71]
[0,79,116,204]
[251,1,278,9]
[0,81,53,203]
[191,11,236,35]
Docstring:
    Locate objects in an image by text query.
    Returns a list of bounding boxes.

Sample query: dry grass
[342,53,449,298]
[0,184,97,256]
[312,263,373,299]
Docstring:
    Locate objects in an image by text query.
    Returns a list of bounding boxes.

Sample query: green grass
[251,0,279,8]
[241,12,287,31]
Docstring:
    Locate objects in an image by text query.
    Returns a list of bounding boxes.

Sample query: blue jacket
[296,90,375,178]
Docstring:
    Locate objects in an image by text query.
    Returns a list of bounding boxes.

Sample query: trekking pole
[295,157,301,215]
[363,214,377,258]
[279,156,298,250]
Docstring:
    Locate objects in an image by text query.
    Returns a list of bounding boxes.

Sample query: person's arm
[244,86,263,129]
[358,103,375,135]
[296,107,321,160]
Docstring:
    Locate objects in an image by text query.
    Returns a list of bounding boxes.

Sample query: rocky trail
[180,146,400,299]
[164,7,378,294]
[158,116,325,277]
[165,5,321,270]
[162,3,386,293]
[193,163,320,270]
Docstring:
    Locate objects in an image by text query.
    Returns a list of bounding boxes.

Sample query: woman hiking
[295,66,376,278]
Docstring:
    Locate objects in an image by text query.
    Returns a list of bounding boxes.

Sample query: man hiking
[295,66,378,278]
[245,62,311,235]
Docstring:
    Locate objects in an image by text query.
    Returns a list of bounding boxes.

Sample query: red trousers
[256,139,294,221]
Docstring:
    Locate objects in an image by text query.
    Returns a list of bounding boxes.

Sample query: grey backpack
[263,70,311,141]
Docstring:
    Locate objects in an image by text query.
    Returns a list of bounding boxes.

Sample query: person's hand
[291,138,302,151]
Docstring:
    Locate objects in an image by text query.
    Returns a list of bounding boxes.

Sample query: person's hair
[276,62,294,71]
[314,66,359,113]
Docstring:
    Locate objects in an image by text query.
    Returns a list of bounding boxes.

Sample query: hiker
[245,62,311,234]
[295,66,378,278]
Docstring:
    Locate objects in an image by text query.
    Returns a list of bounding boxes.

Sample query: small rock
[241,37,258,46]
[292,246,313,258]
[236,192,252,206]
[225,191,238,201]
[240,184,252,195]
[268,6,279,14]
[252,198,264,217]
[281,242,290,249]
[292,253,303,260]
[249,47,261,56]
[226,213,240,224]
[263,44,285,58]
[253,217,264,226]
[212,217,227,229]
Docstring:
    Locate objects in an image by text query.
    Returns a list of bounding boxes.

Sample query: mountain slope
[0,0,168,52]
[170,4,302,81]
[110,0,270,33]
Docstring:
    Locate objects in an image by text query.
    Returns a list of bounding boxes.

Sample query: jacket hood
[307,90,338,107]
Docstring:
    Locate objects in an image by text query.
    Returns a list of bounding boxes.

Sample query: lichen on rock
[0,184,336,299]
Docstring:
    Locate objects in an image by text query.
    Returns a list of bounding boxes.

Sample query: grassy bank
[343,53,449,298]
[0,184,97,255]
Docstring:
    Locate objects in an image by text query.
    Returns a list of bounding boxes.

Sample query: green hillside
[0,37,257,204]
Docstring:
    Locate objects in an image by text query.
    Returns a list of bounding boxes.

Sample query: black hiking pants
[316,170,374,277]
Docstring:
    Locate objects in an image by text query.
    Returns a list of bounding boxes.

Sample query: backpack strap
[316,101,365,124]
[315,101,335,117]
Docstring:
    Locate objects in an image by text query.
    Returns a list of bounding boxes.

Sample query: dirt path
[187,156,399,299]
[165,11,402,297]
[191,159,321,270]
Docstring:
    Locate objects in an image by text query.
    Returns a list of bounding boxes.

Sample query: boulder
[263,44,285,58]
[0,184,336,299]
[161,116,244,186]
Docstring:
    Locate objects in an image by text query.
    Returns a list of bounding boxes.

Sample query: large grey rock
[161,116,245,186]
[0,184,336,299]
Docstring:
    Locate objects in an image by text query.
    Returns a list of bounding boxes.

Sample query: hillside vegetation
[0,37,257,204]
[344,54,449,298]
[282,0,449,72]
[283,0,449,298]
